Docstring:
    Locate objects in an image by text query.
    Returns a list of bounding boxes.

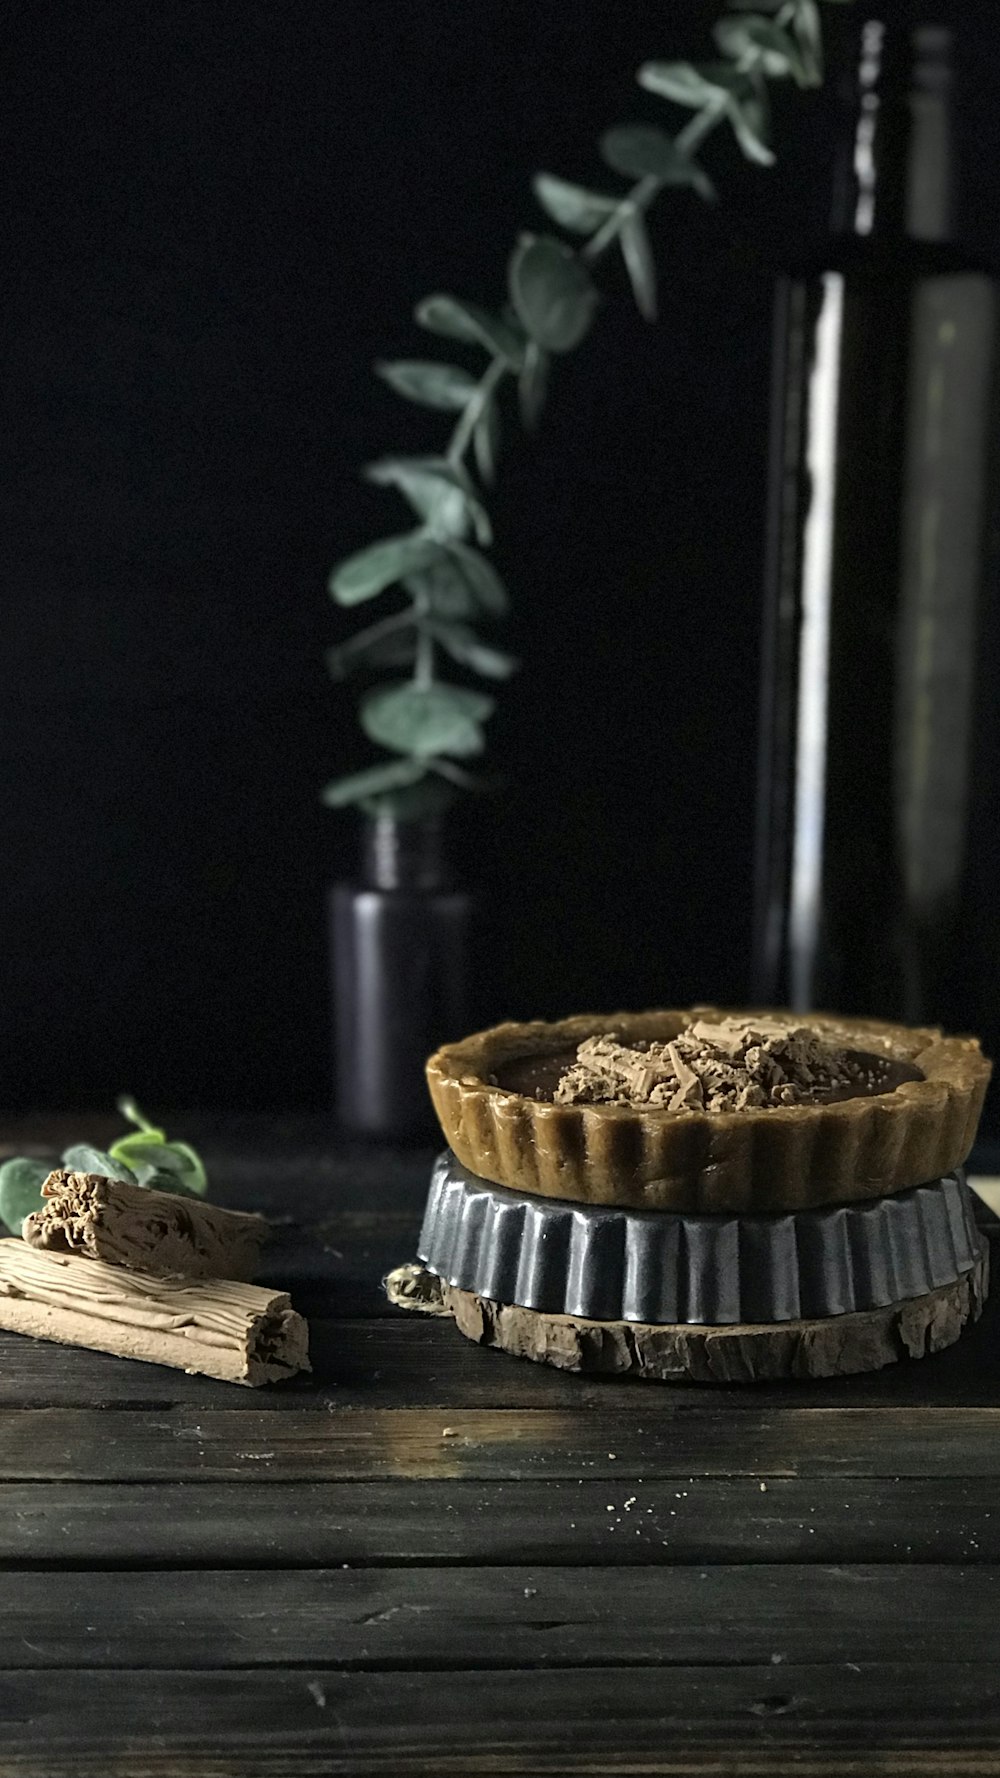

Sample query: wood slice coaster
[385,1246,989,1383]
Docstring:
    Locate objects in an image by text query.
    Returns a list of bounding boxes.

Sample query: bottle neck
[831,10,955,245]
[361,815,449,891]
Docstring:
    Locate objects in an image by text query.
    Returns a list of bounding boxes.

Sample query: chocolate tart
[425,1007,991,1213]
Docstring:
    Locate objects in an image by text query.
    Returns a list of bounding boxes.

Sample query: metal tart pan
[417,1151,983,1325]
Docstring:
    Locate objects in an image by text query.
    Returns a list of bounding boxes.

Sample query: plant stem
[446,355,507,467]
[582,100,728,267]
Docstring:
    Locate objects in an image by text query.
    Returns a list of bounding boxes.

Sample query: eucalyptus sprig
[0,1099,210,1236]
[324,0,850,818]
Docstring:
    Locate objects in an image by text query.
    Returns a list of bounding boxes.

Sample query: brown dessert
[426,1007,991,1213]
[0,1244,309,1386]
[23,1171,268,1282]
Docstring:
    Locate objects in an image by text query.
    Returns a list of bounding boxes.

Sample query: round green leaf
[532,174,619,235]
[61,1145,138,1183]
[414,296,524,368]
[444,543,510,616]
[364,458,478,542]
[429,623,519,680]
[714,15,804,82]
[405,560,477,622]
[375,360,477,409]
[322,758,427,809]
[329,534,444,606]
[508,235,599,354]
[601,124,691,183]
[360,682,494,759]
[0,1158,52,1234]
[637,61,731,108]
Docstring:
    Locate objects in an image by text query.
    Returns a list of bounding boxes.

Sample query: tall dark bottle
[753,7,999,1077]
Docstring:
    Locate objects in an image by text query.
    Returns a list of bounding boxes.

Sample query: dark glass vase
[752,6,1000,1099]
[330,815,471,1140]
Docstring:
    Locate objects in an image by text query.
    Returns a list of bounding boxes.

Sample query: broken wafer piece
[0,1244,309,1385]
[23,1170,268,1282]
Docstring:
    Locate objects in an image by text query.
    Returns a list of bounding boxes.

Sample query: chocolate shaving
[554,1017,892,1113]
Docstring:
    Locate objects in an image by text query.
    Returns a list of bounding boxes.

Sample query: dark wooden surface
[2,1118,1000,1776]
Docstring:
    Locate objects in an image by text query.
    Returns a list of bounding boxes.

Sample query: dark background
[3,0,999,1114]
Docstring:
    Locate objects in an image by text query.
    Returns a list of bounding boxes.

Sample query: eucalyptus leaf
[473,398,501,485]
[601,124,685,183]
[714,15,806,83]
[518,339,550,429]
[375,359,478,410]
[360,682,493,759]
[325,615,416,680]
[329,534,444,606]
[414,295,524,368]
[637,60,732,109]
[726,87,775,164]
[405,560,477,621]
[532,173,619,235]
[428,622,519,680]
[791,0,823,83]
[508,235,599,354]
[322,758,427,809]
[0,1157,51,1235]
[364,457,491,545]
[61,1145,138,1183]
[108,1135,208,1197]
[620,213,657,322]
[444,542,510,616]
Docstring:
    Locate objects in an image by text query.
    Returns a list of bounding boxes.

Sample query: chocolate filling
[493,1020,923,1111]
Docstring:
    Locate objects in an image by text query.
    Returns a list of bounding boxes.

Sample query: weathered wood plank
[1,1664,999,1776]
[3,1295,1000,1411]
[2,1476,997,1567]
[2,1564,1000,1669]
[3,1405,1000,1481]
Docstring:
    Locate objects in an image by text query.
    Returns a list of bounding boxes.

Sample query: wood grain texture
[5,1404,1000,1481]
[2,1665,1000,1776]
[0,1122,997,1776]
[2,1564,1000,1669]
[2,1477,997,1566]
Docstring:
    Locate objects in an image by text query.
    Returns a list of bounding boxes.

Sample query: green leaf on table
[364,457,491,545]
[508,235,599,354]
[428,622,519,680]
[0,1157,52,1234]
[322,758,428,809]
[714,14,806,83]
[518,339,550,429]
[61,1145,138,1183]
[375,360,478,409]
[619,212,658,322]
[110,1097,208,1197]
[329,534,444,606]
[414,295,524,368]
[444,542,510,616]
[473,397,501,485]
[361,681,494,759]
[108,1138,205,1198]
[532,173,619,235]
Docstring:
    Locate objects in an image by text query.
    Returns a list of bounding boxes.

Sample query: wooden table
[2,1117,1000,1776]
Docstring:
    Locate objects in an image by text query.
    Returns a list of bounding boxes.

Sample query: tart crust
[425,1007,991,1213]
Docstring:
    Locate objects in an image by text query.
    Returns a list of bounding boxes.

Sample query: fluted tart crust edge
[425,1007,991,1213]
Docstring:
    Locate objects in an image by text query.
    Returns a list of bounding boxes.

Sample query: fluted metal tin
[418,1151,983,1325]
